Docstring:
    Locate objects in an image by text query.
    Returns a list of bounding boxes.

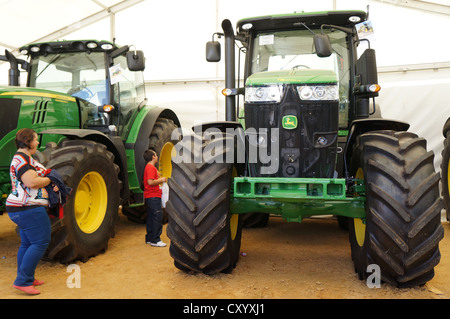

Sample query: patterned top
[6,152,49,209]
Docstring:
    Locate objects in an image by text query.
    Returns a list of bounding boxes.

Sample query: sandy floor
[1,211,449,300]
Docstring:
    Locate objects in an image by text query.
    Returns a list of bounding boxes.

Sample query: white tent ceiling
[1,0,449,79]
[0,0,142,51]
[0,0,448,61]
[0,0,449,169]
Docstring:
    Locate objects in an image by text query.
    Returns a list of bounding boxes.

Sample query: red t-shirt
[143,163,162,198]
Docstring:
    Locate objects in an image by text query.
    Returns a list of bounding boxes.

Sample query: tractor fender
[191,121,247,175]
[191,121,246,155]
[126,106,180,186]
[442,117,450,137]
[39,128,130,200]
[344,118,410,169]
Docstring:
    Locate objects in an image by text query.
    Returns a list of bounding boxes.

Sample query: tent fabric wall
[377,67,450,171]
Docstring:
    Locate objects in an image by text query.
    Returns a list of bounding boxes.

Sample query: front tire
[349,130,443,287]
[166,132,242,274]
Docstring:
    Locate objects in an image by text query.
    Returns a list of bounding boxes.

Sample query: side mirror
[355,48,379,98]
[206,41,221,62]
[126,50,145,71]
[356,48,377,86]
[314,34,332,58]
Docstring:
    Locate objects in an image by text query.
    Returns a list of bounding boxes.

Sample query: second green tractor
[166,10,444,288]
[0,40,179,263]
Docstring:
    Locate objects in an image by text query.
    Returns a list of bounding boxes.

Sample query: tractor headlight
[245,85,284,103]
[297,85,338,101]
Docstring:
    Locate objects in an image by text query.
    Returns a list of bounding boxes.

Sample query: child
[143,149,167,247]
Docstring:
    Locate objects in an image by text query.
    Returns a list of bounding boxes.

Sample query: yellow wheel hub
[447,159,450,197]
[230,167,239,241]
[74,171,107,234]
[159,142,175,178]
[230,214,239,240]
[354,167,366,247]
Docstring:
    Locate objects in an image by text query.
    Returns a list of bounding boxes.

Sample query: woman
[6,128,58,295]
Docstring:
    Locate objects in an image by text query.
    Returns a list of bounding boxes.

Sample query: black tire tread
[166,133,242,274]
[350,130,443,287]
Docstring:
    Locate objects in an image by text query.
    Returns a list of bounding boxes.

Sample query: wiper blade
[36,54,61,79]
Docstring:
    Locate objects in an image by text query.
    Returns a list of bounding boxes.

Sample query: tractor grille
[0,98,21,142]
[244,85,339,178]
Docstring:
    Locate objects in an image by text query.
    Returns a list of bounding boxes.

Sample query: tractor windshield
[28,52,108,107]
[250,29,350,127]
[28,49,146,135]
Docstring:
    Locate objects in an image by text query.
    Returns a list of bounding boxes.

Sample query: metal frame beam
[369,0,450,16]
[5,0,144,56]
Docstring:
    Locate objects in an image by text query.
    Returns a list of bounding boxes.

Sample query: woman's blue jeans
[8,206,51,286]
[145,197,163,244]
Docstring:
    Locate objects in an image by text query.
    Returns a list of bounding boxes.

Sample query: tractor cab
[207,11,379,178]
[18,40,146,137]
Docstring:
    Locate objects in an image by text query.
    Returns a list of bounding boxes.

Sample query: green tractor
[166,10,444,287]
[0,40,180,263]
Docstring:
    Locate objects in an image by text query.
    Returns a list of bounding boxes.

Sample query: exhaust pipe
[5,50,19,86]
[221,19,236,122]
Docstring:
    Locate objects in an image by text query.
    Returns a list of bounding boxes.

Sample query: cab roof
[19,40,118,56]
[236,10,367,33]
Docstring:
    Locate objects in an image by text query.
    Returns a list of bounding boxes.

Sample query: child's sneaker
[149,241,167,247]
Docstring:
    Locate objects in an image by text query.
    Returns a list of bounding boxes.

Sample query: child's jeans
[145,197,163,244]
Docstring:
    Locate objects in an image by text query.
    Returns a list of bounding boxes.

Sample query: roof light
[87,42,98,49]
[101,43,113,50]
[241,23,253,30]
[30,46,40,53]
[349,16,361,23]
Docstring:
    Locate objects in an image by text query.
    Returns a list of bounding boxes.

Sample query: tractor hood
[0,86,76,102]
[245,69,337,86]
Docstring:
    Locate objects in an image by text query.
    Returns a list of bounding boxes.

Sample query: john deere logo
[282,115,298,129]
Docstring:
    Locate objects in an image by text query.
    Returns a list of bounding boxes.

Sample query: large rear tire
[166,132,242,274]
[349,130,443,287]
[36,139,120,263]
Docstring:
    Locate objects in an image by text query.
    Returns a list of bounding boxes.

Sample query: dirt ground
[1,211,449,300]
